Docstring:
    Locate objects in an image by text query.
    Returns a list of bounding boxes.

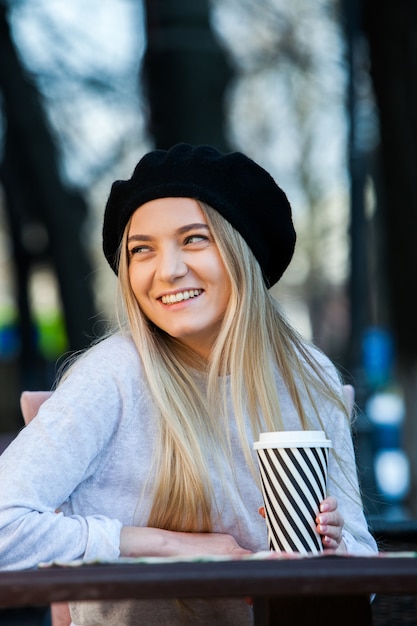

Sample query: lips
[161,289,203,305]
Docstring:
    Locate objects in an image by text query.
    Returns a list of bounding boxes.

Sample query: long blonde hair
[117,201,348,532]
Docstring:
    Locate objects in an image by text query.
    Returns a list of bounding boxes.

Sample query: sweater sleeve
[296,349,377,556]
[0,336,138,571]
[310,352,378,556]
[326,409,377,555]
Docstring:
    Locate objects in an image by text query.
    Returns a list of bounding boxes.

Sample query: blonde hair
[116,201,350,533]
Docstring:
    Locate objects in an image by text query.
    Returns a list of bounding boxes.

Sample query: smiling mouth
[161,289,203,305]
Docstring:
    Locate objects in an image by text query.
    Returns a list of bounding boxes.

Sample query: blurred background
[0,0,416,530]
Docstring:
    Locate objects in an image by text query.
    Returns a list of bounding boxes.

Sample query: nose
[156,245,188,283]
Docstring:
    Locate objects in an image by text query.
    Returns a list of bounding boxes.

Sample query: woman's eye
[129,245,151,256]
[185,234,208,245]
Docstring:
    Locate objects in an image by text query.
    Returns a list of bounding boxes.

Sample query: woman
[0,143,377,625]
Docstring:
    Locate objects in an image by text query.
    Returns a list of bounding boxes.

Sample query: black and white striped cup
[254,431,332,554]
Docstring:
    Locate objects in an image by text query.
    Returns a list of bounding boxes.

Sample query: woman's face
[127,197,231,359]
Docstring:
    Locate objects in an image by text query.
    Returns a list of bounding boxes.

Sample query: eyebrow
[178,223,209,235]
[127,223,209,244]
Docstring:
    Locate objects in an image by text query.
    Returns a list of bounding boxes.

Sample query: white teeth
[161,290,202,305]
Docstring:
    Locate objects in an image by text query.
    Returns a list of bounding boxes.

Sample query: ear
[20,391,53,425]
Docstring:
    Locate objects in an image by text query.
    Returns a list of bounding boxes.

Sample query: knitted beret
[103,143,296,286]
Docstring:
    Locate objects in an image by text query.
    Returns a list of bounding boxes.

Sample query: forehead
[128,197,206,232]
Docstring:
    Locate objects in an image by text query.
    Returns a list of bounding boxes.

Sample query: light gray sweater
[0,333,376,625]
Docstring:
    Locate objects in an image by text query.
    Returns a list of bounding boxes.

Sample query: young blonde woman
[0,144,377,625]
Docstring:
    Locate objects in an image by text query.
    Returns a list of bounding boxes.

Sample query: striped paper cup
[254,431,332,554]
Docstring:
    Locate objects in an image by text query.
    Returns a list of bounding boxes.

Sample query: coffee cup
[254,430,332,554]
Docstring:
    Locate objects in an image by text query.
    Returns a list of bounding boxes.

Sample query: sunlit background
[1,0,350,343]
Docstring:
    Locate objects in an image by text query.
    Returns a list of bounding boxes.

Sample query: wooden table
[1,554,416,625]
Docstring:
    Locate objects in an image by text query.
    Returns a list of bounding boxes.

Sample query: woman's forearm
[119,526,252,558]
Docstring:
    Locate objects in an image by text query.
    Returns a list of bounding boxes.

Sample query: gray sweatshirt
[0,333,377,625]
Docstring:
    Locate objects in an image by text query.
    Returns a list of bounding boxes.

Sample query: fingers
[316,496,345,551]
[319,495,337,513]
[259,497,346,553]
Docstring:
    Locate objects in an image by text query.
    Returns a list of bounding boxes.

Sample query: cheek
[128,267,145,302]
[215,268,232,310]
[219,284,231,313]
[207,251,229,283]
[214,258,231,292]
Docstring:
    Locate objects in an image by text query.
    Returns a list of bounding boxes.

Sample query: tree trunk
[142,0,233,151]
[0,5,97,358]
[363,0,417,514]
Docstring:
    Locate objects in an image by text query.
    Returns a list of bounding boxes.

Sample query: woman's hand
[259,496,346,554]
[316,496,346,553]
[120,526,253,559]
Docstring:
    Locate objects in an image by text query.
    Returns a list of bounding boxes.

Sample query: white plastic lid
[253,430,332,449]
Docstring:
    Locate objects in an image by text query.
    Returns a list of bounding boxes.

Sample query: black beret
[103,143,296,286]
